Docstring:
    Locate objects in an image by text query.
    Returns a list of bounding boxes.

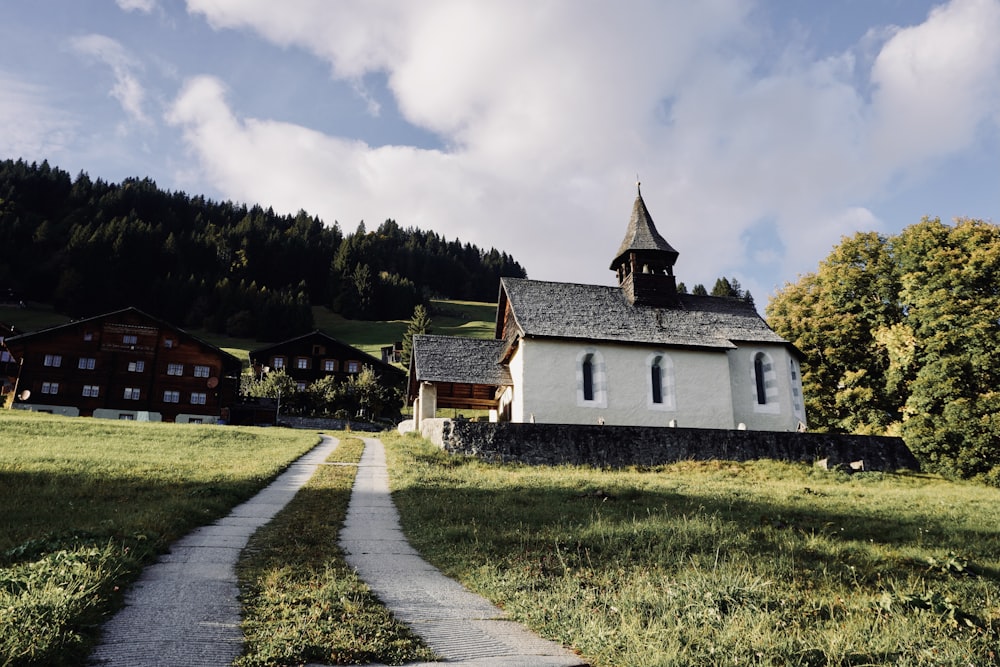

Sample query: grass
[383,431,1000,667]
[312,299,496,358]
[0,303,70,333]
[0,410,319,667]
[236,437,435,666]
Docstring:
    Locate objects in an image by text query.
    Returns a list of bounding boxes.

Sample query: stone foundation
[424,420,920,472]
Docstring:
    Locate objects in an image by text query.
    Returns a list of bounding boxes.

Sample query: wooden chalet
[249,330,405,393]
[4,307,241,422]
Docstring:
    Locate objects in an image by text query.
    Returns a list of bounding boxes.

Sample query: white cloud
[171,0,1000,291]
[116,0,157,13]
[71,34,150,125]
[871,0,1000,166]
[0,72,75,158]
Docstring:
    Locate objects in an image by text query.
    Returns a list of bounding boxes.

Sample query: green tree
[767,219,1000,484]
[400,304,432,368]
[893,218,1000,483]
[349,365,394,421]
[244,368,297,401]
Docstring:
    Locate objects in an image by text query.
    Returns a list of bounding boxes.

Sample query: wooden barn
[4,307,241,422]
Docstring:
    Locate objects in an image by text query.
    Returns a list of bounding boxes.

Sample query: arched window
[754,354,767,405]
[752,351,780,413]
[790,358,806,423]
[582,353,595,401]
[647,352,675,410]
[576,348,607,408]
[651,356,662,404]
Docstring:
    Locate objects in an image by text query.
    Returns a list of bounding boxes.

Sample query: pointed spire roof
[609,183,678,270]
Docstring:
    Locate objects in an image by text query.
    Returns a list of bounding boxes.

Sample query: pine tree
[401,304,432,368]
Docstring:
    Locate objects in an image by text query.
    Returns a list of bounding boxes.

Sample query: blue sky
[1,1,997,305]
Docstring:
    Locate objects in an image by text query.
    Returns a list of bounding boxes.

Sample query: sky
[1,0,998,306]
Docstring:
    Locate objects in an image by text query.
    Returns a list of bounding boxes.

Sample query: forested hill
[0,158,526,340]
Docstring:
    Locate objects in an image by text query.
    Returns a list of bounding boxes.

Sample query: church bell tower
[610,184,680,308]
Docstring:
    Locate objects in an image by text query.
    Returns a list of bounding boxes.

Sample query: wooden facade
[249,331,405,392]
[4,308,241,422]
[1,321,21,402]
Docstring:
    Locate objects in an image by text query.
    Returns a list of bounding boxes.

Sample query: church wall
[517,338,736,428]
[728,344,806,431]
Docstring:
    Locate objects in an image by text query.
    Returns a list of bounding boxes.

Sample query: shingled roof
[411,335,512,385]
[609,189,679,270]
[500,277,791,351]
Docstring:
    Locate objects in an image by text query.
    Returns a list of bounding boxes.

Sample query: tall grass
[0,410,318,666]
[384,432,1000,666]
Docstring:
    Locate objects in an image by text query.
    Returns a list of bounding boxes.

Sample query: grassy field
[7,409,1000,666]
[0,303,71,334]
[383,432,1000,667]
[236,437,434,666]
[0,410,319,667]
[312,299,497,358]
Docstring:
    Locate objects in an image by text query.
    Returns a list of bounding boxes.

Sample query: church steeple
[610,183,680,307]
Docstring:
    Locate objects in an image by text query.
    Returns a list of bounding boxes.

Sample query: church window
[647,353,676,410]
[583,354,594,401]
[754,355,766,405]
[790,358,806,423]
[576,348,607,408]
[752,351,780,414]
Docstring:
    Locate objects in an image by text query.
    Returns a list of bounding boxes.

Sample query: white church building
[407,187,806,432]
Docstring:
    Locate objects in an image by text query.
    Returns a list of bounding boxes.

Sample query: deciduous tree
[767,219,1000,484]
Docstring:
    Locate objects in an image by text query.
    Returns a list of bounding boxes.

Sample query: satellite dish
[207,376,219,389]
[18,390,30,401]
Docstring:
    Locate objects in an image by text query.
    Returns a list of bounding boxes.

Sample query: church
[407,186,806,432]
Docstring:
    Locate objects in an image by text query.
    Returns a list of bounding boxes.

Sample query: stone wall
[432,420,920,472]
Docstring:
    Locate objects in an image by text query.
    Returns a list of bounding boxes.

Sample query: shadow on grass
[0,469,282,667]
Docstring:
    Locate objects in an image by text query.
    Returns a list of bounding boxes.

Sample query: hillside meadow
[384,432,1000,666]
[0,410,319,666]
